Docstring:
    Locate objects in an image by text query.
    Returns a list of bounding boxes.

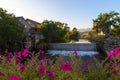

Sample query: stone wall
[103,36,120,52]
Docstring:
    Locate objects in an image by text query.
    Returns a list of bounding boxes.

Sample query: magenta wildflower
[73,51,78,56]
[0,55,2,60]
[39,50,45,54]
[22,49,29,57]
[20,64,25,72]
[112,69,119,74]
[15,57,21,64]
[47,70,54,80]
[112,62,120,67]
[5,59,11,63]
[0,72,4,76]
[17,51,21,58]
[115,47,120,55]
[7,52,13,58]
[7,75,21,80]
[4,49,8,54]
[107,50,116,60]
[39,57,46,66]
[61,62,73,71]
[85,61,90,66]
[38,65,45,75]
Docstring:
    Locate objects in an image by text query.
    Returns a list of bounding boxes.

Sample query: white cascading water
[47,39,99,56]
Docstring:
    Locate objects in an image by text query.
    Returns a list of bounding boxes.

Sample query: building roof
[26,18,40,25]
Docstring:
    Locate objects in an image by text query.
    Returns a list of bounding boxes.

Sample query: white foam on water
[47,50,99,56]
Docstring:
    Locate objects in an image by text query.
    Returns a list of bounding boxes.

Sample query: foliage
[37,20,70,43]
[0,8,24,52]
[112,23,120,36]
[69,28,79,41]
[37,20,79,43]
[0,47,120,80]
[88,36,105,46]
[93,11,120,36]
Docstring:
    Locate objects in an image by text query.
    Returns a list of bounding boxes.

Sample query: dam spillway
[48,43,97,51]
[47,42,99,56]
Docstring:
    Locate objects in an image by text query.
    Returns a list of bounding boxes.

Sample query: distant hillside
[77,28,92,33]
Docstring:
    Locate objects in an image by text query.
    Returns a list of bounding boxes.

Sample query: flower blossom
[5,59,11,63]
[20,64,25,72]
[39,50,45,54]
[7,52,13,58]
[47,70,54,80]
[17,51,21,58]
[0,55,2,60]
[0,72,4,76]
[22,49,29,57]
[107,50,116,60]
[39,57,46,66]
[15,58,21,64]
[112,69,119,74]
[115,47,120,55]
[7,75,21,80]
[38,65,45,75]
[61,62,73,71]
[112,62,120,67]
[85,61,91,66]
[73,51,78,56]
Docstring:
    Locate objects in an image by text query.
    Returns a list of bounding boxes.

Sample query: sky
[0,0,120,29]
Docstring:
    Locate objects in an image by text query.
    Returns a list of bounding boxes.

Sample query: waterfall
[48,43,97,51]
[47,42,99,56]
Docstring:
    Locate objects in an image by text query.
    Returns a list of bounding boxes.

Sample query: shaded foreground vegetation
[0,47,120,80]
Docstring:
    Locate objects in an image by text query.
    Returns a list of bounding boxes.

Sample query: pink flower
[85,61,90,66]
[4,49,8,54]
[112,62,120,67]
[5,59,11,63]
[20,64,25,72]
[22,49,29,57]
[61,62,73,71]
[107,50,116,60]
[0,72,4,76]
[7,75,21,80]
[38,65,45,75]
[15,58,21,64]
[0,55,2,60]
[39,50,44,54]
[112,69,119,74]
[73,51,78,56]
[47,70,54,80]
[115,47,120,55]
[17,51,21,58]
[39,57,46,66]
[7,52,13,58]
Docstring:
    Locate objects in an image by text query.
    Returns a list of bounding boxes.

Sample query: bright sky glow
[0,0,120,29]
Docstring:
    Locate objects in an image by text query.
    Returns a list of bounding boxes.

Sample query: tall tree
[93,11,120,36]
[70,27,79,41]
[0,8,24,52]
[37,20,70,42]
[112,23,120,36]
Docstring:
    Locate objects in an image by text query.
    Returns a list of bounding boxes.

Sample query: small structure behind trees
[17,17,47,51]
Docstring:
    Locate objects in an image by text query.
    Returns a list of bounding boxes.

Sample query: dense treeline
[1,7,120,52]
[92,11,120,37]
[0,8,79,52]
[37,20,79,43]
[0,8,24,52]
